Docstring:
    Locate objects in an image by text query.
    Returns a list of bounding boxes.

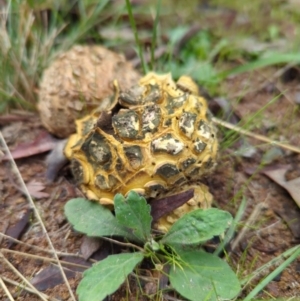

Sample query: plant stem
[101,236,144,252]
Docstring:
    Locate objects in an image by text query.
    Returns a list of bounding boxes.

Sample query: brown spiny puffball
[38,45,141,138]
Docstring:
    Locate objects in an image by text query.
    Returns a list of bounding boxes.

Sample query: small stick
[0,233,92,259]
[0,252,48,301]
[101,236,144,252]
[0,131,76,301]
[1,248,90,269]
[230,202,269,253]
[1,276,61,301]
[212,117,300,154]
[0,277,15,301]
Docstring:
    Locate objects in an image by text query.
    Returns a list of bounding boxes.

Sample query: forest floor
[1,1,300,300]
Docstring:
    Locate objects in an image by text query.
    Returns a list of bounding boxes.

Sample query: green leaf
[161,208,232,249]
[77,252,144,301]
[114,191,152,242]
[64,198,139,242]
[169,250,240,301]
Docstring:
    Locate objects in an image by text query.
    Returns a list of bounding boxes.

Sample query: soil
[1,69,300,300]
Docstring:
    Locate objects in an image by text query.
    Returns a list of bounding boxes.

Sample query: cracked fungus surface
[64,72,218,231]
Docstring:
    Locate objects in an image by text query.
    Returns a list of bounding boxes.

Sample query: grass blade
[220,53,300,79]
[150,0,161,70]
[125,0,147,74]
[62,0,110,50]
[214,197,247,256]
[243,245,300,300]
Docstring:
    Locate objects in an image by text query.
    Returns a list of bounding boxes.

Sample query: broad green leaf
[114,192,152,242]
[169,250,240,301]
[77,252,144,301]
[64,198,138,242]
[161,208,232,249]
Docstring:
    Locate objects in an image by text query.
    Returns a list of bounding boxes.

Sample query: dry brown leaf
[26,179,49,199]
[80,236,102,260]
[2,131,56,160]
[273,196,300,239]
[263,165,300,207]
[5,209,32,248]
[150,189,194,223]
[30,265,76,291]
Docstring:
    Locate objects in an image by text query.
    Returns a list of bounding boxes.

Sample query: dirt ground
[1,69,300,300]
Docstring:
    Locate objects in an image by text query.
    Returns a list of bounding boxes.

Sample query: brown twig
[0,232,92,259]
[0,251,48,301]
[0,131,77,301]
[1,249,91,269]
[1,276,61,301]
[230,201,269,253]
[0,276,15,301]
[101,236,144,252]
[212,117,300,154]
